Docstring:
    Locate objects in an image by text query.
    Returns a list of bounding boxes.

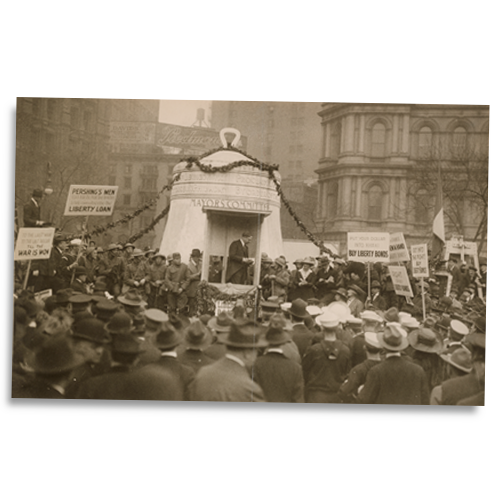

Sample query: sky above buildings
[159,100,212,127]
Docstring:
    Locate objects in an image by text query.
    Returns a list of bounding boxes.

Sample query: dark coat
[339,358,380,403]
[150,356,196,401]
[226,239,249,284]
[253,350,304,403]
[13,375,65,399]
[440,372,482,406]
[190,356,265,402]
[75,365,183,401]
[358,355,430,405]
[291,323,314,359]
[288,270,317,302]
[302,340,351,398]
[23,199,42,227]
[351,334,367,368]
[176,348,216,374]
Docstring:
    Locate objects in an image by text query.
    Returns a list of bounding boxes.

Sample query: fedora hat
[347,284,365,298]
[33,336,83,375]
[72,318,111,344]
[274,256,287,268]
[384,307,400,323]
[168,312,191,332]
[315,312,340,328]
[105,312,133,335]
[117,289,147,307]
[360,310,383,323]
[334,288,348,300]
[440,348,472,373]
[155,321,183,350]
[208,311,234,333]
[219,318,268,348]
[264,319,292,346]
[184,320,213,350]
[289,299,309,319]
[111,333,145,354]
[408,327,443,353]
[377,324,409,351]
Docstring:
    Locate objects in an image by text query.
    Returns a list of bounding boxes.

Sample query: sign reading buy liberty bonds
[64,185,119,216]
[388,265,414,298]
[347,232,390,263]
[14,227,55,261]
[411,243,429,278]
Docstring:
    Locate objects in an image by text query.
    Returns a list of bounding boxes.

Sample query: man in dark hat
[76,333,182,401]
[186,249,202,316]
[339,332,382,403]
[302,312,351,403]
[253,320,304,403]
[226,231,253,285]
[15,335,84,399]
[314,255,335,304]
[190,318,267,402]
[146,253,167,310]
[23,188,49,228]
[66,318,112,398]
[103,244,125,296]
[117,289,147,318]
[358,325,429,405]
[366,280,386,311]
[176,320,216,373]
[288,299,315,360]
[148,321,195,400]
[70,267,90,294]
[164,252,189,315]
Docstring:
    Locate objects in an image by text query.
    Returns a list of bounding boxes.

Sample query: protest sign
[14,227,55,261]
[64,185,118,216]
[347,232,390,263]
[388,265,414,297]
[389,233,410,262]
[411,243,429,278]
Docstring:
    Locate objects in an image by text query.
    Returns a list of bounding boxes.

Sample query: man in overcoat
[226,231,253,285]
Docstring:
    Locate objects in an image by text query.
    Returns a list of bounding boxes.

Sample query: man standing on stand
[226,231,253,285]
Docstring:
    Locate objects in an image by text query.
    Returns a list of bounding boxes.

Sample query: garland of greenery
[196,280,259,315]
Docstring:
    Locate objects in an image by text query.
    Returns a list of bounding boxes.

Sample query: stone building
[315,103,489,255]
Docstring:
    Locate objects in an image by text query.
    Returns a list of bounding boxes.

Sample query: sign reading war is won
[14,227,55,261]
[347,232,390,263]
[64,185,119,216]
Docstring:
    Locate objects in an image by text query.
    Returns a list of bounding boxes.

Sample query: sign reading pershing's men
[347,232,390,263]
[64,185,119,216]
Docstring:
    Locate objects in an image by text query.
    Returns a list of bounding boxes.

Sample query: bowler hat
[408,327,443,353]
[190,248,202,258]
[32,188,44,198]
[155,321,183,350]
[208,311,233,333]
[289,299,309,319]
[377,324,409,351]
[118,289,147,307]
[440,348,472,373]
[183,320,213,350]
[33,336,83,375]
[105,312,133,335]
[219,318,268,348]
[72,318,111,344]
[111,333,145,354]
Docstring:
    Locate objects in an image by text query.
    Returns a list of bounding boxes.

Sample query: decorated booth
[159,128,284,292]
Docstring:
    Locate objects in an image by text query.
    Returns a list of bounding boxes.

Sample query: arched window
[367,184,383,221]
[453,126,467,154]
[371,123,386,158]
[418,126,433,157]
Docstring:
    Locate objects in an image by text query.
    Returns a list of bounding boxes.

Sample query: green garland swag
[196,280,259,315]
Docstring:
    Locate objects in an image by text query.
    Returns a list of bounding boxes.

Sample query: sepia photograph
[12,98,488,405]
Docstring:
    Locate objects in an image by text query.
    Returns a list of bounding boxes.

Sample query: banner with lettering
[388,265,414,297]
[411,243,429,278]
[389,233,410,262]
[14,227,55,261]
[347,232,390,263]
[64,185,119,216]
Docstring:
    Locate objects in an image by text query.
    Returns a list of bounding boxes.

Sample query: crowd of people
[12,223,486,404]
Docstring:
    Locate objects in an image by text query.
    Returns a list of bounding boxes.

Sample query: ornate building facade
[315,103,489,255]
